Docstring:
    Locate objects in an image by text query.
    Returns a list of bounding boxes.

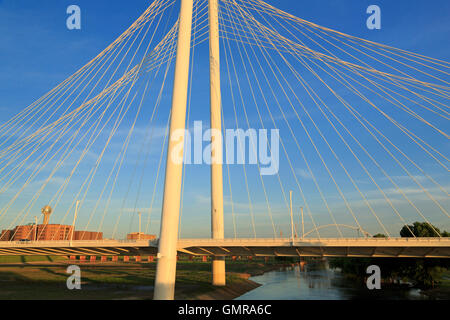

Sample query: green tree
[330,222,449,288]
[400,222,443,237]
[373,233,386,238]
[398,222,449,287]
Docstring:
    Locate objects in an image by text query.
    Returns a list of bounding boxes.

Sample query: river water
[236,264,430,300]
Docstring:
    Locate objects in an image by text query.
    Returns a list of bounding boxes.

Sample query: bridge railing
[0,239,156,247]
[177,237,450,247]
[1,237,448,249]
[178,237,448,242]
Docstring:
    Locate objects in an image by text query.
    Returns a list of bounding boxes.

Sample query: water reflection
[236,264,430,300]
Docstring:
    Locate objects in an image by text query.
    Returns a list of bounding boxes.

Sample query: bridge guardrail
[178,237,447,242]
[1,237,448,249]
[0,239,155,247]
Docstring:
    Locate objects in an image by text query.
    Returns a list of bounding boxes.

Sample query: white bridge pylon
[154,0,196,301]
[155,0,226,300]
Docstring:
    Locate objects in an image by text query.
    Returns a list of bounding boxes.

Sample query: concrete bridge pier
[212,256,226,286]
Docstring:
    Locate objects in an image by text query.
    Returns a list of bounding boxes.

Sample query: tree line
[329,222,450,288]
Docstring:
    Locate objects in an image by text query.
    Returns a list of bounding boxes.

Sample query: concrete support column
[153,0,194,301]
[209,0,226,287]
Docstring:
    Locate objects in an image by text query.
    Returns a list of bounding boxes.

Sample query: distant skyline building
[126,232,156,240]
[0,224,103,241]
[0,205,103,241]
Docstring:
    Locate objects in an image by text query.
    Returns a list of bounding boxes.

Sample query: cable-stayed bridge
[1,238,449,259]
[0,0,449,299]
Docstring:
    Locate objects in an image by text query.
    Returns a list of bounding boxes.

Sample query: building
[12,225,34,241]
[0,225,103,241]
[0,230,12,241]
[0,205,103,241]
[1,224,73,241]
[36,224,73,241]
[126,232,156,240]
[73,231,103,240]
[1,225,36,241]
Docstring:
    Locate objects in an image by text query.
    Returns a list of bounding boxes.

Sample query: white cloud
[296,168,313,179]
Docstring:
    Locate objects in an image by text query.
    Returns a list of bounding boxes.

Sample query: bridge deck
[0,238,449,258]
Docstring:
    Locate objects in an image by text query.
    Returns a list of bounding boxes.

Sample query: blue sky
[1,0,449,117]
[0,0,448,239]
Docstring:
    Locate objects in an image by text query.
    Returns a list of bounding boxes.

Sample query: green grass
[0,256,68,263]
[438,270,450,287]
[0,257,282,300]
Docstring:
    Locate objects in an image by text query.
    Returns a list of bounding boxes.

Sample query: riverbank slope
[0,258,283,300]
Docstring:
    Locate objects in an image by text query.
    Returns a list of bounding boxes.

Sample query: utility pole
[154,0,194,301]
[209,0,225,287]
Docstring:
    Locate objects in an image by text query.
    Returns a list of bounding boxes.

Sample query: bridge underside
[179,245,450,258]
[0,245,158,257]
[177,238,450,258]
[0,238,449,258]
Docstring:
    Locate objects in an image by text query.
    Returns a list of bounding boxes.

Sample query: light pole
[70,200,80,242]
[34,216,38,241]
[300,207,304,239]
[289,191,294,242]
[138,211,142,240]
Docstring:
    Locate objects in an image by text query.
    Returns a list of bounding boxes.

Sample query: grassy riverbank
[0,257,284,300]
[420,270,450,299]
